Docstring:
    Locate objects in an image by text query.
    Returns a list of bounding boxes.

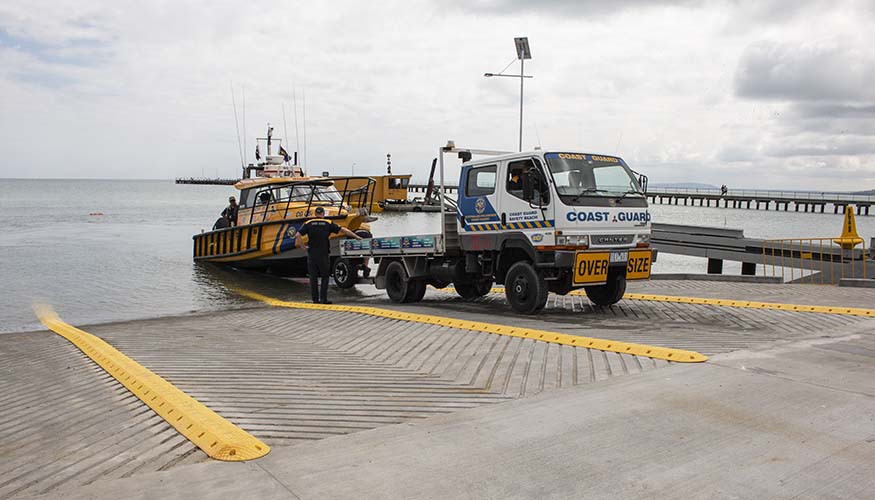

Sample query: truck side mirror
[522,171,535,201]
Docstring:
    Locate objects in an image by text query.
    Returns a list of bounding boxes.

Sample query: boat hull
[193,216,363,276]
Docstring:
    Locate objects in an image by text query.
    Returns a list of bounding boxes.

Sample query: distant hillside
[649,182,719,190]
[852,190,875,195]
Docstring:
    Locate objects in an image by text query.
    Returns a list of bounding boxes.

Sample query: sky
[1,0,874,191]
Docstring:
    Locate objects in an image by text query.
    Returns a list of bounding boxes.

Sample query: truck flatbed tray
[340,234,443,257]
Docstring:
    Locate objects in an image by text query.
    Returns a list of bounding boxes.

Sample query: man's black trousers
[307,254,331,303]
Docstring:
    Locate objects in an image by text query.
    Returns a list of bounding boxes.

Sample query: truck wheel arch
[496,236,537,284]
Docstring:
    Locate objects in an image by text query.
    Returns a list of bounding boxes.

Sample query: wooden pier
[648,188,874,215]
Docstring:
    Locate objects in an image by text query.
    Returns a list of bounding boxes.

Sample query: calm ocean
[1,179,873,334]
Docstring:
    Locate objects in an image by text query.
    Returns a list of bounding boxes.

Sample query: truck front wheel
[584,273,627,306]
[505,262,548,314]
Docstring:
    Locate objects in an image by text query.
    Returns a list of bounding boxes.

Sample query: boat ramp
[2,277,875,499]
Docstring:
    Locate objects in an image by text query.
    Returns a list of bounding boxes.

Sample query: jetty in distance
[647,187,875,215]
[175,177,239,185]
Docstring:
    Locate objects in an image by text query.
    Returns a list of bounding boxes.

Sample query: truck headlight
[635,233,650,245]
[557,234,589,246]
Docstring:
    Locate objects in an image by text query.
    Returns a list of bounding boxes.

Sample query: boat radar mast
[243,124,303,179]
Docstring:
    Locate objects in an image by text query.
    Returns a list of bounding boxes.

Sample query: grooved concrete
[3,279,875,499]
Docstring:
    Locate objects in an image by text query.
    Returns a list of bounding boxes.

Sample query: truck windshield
[544,153,642,203]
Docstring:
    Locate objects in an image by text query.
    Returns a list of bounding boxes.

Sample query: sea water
[1,179,872,334]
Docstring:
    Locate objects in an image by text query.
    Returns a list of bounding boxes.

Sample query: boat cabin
[234,177,375,226]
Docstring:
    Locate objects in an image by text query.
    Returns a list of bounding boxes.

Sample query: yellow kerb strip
[34,304,270,462]
[234,289,707,363]
[454,287,875,318]
[617,292,875,317]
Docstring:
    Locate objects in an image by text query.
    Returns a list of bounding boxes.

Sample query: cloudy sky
[1,0,874,190]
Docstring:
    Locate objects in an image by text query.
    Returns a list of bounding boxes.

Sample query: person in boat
[221,196,239,227]
[295,206,363,304]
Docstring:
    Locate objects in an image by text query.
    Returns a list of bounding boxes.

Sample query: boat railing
[245,178,377,226]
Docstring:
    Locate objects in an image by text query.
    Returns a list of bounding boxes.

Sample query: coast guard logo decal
[286,226,297,238]
[475,197,486,215]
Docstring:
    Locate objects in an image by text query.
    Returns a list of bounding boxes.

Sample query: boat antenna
[230,82,245,174]
[293,88,302,172]
[282,102,290,165]
[242,86,247,166]
[302,89,307,173]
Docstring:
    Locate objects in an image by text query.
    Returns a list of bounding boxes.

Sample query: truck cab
[454,150,651,311]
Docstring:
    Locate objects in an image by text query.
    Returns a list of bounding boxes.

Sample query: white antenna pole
[282,102,289,164]
[293,88,301,168]
[230,82,244,172]
[242,86,247,165]
[302,89,308,172]
[534,118,543,149]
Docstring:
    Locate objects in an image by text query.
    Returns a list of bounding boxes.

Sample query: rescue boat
[193,124,376,278]
[193,176,376,276]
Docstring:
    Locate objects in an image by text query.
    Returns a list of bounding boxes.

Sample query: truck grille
[591,234,634,247]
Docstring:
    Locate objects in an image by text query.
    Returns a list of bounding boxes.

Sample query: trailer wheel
[584,273,627,306]
[505,262,548,314]
[332,258,358,289]
[454,278,493,300]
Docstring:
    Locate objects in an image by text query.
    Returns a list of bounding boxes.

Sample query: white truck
[337,142,654,314]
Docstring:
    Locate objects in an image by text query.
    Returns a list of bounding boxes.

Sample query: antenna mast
[242,86,247,166]
[302,89,307,171]
[282,103,290,164]
[230,82,244,174]
[293,89,301,171]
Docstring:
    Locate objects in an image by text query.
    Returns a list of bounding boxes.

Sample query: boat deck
[2,279,874,499]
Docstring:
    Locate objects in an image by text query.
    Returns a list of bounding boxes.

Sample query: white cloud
[0,0,873,192]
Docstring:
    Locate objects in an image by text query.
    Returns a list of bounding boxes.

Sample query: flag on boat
[279,145,291,163]
[255,144,261,161]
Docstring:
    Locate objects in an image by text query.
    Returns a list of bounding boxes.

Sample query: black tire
[504,261,548,314]
[385,261,410,303]
[332,258,358,289]
[584,273,627,306]
[385,261,423,303]
[354,229,372,239]
[454,278,493,300]
[408,278,427,302]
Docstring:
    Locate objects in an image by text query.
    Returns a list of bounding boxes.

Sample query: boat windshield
[266,184,342,203]
[544,152,642,203]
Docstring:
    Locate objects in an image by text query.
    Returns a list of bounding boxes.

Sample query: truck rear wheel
[505,262,548,314]
[332,258,358,289]
[385,261,425,303]
[584,273,627,306]
[454,278,493,300]
[409,278,427,302]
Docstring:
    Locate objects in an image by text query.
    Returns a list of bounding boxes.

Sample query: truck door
[457,163,500,248]
[498,157,554,233]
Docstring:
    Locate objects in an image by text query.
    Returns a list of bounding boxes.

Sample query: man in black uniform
[295,206,363,304]
[221,196,239,226]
